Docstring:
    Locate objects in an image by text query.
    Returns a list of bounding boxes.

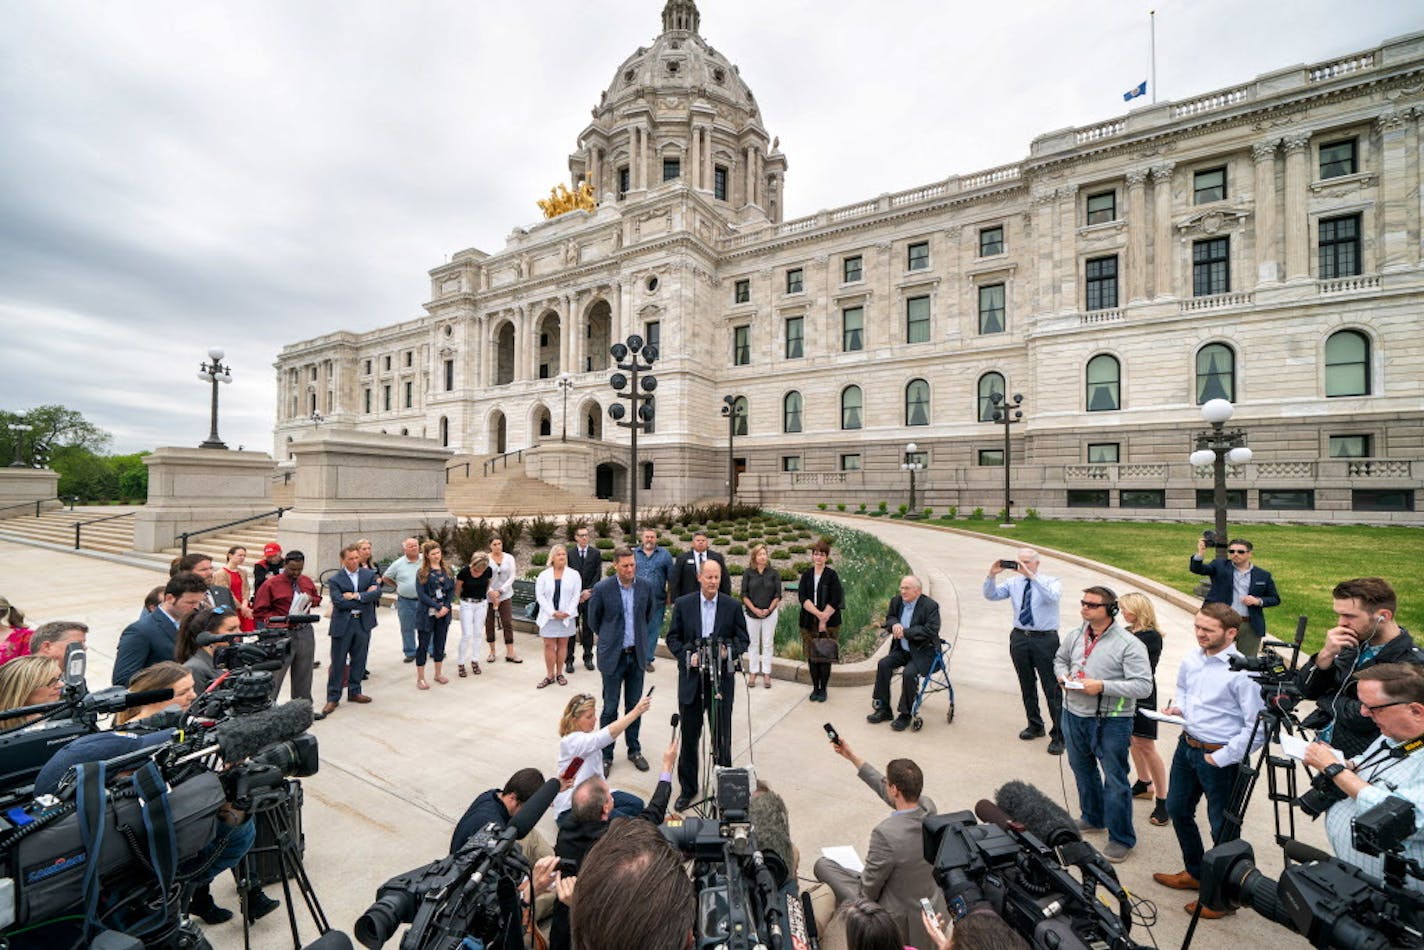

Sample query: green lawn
[932,518,1424,653]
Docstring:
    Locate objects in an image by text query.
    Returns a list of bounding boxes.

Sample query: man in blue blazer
[1189,537,1280,656]
[587,547,657,773]
[664,559,750,811]
[319,543,383,719]
[112,572,211,685]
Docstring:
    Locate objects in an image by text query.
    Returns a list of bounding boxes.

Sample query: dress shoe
[866,709,893,724]
[1153,870,1200,890]
[603,758,613,776]
[629,752,650,772]
[1047,738,1065,756]
[646,662,656,673]
[891,715,911,732]
[1184,901,1233,919]
[564,659,575,674]
[403,656,415,663]
[584,657,595,671]
[1018,727,1046,740]
[674,795,692,812]
[244,889,281,923]
[316,701,339,720]
[350,694,373,704]
[189,886,233,925]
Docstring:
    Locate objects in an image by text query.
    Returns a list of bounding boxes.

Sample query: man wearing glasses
[1189,537,1279,656]
[1303,663,1424,883]
[1053,587,1152,864]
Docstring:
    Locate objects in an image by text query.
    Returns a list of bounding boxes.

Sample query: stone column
[703,128,713,192]
[1252,140,1281,285]
[1126,168,1149,303]
[1378,109,1412,273]
[744,146,754,207]
[1031,186,1056,314]
[513,305,529,381]
[1056,184,1078,312]
[0,469,60,518]
[1282,131,1312,282]
[133,448,277,552]
[688,125,700,190]
[613,281,625,345]
[1150,163,1175,299]
[559,295,572,375]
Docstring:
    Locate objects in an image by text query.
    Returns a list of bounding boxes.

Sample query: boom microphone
[510,777,560,840]
[213,699,315,762]
[973,798,1023,832]
[996,780,1080,848]
[195,630,247,647]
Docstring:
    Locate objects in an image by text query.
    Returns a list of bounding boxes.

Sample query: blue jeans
[1167,737,1241,878]
[645,603,667,661]
[189,815,256,886]
[1062,712,1135,848]
[600,648,646,759]
[611,790,644,819]
[395,597,420,659]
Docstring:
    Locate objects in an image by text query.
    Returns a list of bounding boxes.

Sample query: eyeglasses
[1080,600,1106,609]
[1227,548,1249,554]
[1363,700,1412,713]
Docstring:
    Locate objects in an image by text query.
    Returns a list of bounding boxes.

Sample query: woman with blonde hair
[741,543,782,689]
[551,690,651,818]
[1119,592,1169,826]
[535,544,582,688]
[0,655,62,729]
[455,553,491,677]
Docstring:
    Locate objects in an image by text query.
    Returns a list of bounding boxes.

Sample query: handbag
[809,635,839,663]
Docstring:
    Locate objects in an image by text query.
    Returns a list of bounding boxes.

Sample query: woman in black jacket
[797,538,843,702]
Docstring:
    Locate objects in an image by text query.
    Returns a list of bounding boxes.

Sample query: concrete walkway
[0,521,1319,949]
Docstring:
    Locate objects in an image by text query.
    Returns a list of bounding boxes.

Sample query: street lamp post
[557,372,575,442]
[607,335,658,531]
[309,411,324,427]
[196,347,233,450]
[900,442,924,518]
[990,391,1024,526]
[1188,398,1252,572]
[7,424,33,468]
[720,395,743,508]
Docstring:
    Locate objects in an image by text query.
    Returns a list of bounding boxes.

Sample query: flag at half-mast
[1123,81,1147,102]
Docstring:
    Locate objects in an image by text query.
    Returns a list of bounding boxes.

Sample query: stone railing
[1255,461,1317,479]
[1076,118,1125,145]
[1119,464,1168,479]
[790,472,849,485]
[1064,465,1110,480]
[1079,308,1124,325]
[1318,275,1381,295]
[1309,53,1375,83]
[889,183,949,207]
[961,163,1022,190]
[1179,292,1254,313]
[829,201,878,222]
[1346,459,1412,478]
[1173,86,1249,119]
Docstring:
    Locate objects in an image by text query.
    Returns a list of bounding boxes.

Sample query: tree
[0,405,111,468]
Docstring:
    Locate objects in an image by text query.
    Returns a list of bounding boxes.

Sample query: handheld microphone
[671,712,681,729]
[800,891,820,950]
[213,699,315,762]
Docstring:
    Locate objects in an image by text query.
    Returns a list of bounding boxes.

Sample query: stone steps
[0,509,144,557]
[444,462,620,518]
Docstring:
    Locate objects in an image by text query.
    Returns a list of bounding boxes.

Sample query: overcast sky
[1,0,1416,454]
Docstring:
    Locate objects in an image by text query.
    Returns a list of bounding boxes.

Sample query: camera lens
[355,892,412,948]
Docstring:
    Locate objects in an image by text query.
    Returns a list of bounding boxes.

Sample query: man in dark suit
[112,572,211,685]
[1189,536,1280,656]
[318,543,382,719]
[668,531,730,603]
[567,525,604,674]
[867,576,942,731]
[665,559,749,811]
[587,547,657,772]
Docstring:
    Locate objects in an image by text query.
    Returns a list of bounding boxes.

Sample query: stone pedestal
[0,469,61,519]
[134,448,277,551]
[524,441,596,494]
[278,430,454,571]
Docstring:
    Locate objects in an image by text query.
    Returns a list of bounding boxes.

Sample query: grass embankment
[931,519,1424,653]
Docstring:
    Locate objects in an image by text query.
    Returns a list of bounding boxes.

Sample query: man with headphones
[1300,577,1424,759]
[1053,586,1152,864]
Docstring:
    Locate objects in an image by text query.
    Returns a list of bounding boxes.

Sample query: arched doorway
[531,403,552,441]
[595,461,627,500]
[535,310,561,379]
[489,410,507,454]
[494,321,516,385]
[585,300,612,372]
[583,400,603,441]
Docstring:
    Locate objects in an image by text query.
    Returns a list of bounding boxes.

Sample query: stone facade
[274,4,1424,524]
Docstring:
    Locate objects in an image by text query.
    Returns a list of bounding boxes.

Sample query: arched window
[977,372,1004,422]
[841,386,863,430]
[1325,330,1370,397]
[1195,343,1235,403]
[783,391,802,433]
[732,396,748,436]
[1086,355,1121,412]
[905,379,930,426]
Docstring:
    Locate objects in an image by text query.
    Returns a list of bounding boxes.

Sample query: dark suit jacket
[664,591,750,706]
[587,576,656,671]
[327,567,382,638]
[670,549,731,601]
[1188,556,1280,636]
[112,608,181,685]
[883,594,941,670]
[567,546,604,603]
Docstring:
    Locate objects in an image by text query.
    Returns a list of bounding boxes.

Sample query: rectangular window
[1085,255,1119,310]
[1195,489,1247,509]
[1067,489,1110,507]
[906,450,928,468]
[1192,237,1230,297]
[1086,190,1116,225]
[383,385,391,411]
[1260,489,1315,510]
[443,359,454,392]
[842,306,864,352]
[840,454,862,472]
[1087,443,1120,463]
[843,255,863,283]
[979,226,1004,257]
[786,268,804,294]
[1319,214,1362,279]
[310,366,318,380]
[405,351,413,367]
[363,359,372,375]
[714,165,728,200]
[1353,489,1414,512]
[978,449,1004,466]
[906,295,930,344]
[781,456,801,473]
[645,321,660,350]
[662,158,680,181]
[618,166,630,199]
[1119,489,1166,509]
[1329,435,1371,458]
[383,355,392,371]
[784,316,804,359]
[734,278,750,303]
[538,363,550,379]
[1193,167,1226,204]
[733,325,751,366]
[364,389,372,413]
[1319,139,1357,179]
[907,241,930,271]
[978,284,1005,334]
[403,381,413,408]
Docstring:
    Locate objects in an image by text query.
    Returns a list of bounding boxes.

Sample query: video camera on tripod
[189,623,296,718]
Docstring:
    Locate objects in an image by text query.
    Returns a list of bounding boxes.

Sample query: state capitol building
[274,2,1424,524]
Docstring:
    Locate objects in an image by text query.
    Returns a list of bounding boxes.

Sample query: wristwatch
[1323,763,1347,781]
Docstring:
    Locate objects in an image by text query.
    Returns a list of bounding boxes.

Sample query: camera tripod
[235,779,330,950]
[684,637,737,819]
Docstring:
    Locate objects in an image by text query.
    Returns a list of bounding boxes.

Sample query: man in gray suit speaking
[813,739,945,948]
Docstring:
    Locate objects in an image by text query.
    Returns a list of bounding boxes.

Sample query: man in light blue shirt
[588,548,657,773]
[382,537,423,663]
[983,548,1064,755]
[634,527,674,672]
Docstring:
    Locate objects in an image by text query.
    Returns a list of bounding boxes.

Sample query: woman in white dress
[535,544,582,688]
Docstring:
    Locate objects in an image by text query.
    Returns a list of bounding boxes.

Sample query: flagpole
[1150,10,1157,104]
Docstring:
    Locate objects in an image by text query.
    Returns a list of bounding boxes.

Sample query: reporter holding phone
[552,691,652,819]
[983,549,1064,755]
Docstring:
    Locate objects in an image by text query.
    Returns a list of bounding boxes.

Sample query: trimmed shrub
[728,544,747,556]
[594,538,615,550]
[531,551,549,566]
[728,563,745,576]
[529,514,556,546]
[771,549,790,560]
[836,503,847,511]
[498,516,526,548]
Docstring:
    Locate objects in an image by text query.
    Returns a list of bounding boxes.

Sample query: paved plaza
[0,515,1323,948]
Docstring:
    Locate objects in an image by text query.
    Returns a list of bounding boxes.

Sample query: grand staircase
[0,507,283,572]
[443,455,620,518]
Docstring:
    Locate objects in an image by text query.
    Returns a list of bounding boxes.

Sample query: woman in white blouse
[484,537,521,664]
[535,544,582,688]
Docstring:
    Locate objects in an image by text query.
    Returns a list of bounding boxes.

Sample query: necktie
[1018,583,1034,629]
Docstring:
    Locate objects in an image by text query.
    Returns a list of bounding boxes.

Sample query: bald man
[868,577,941,731]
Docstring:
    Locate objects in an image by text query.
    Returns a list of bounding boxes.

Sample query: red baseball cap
[263,543,282,557]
